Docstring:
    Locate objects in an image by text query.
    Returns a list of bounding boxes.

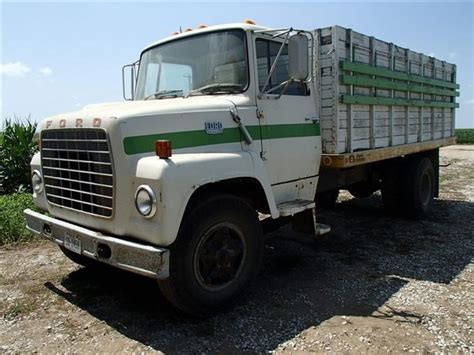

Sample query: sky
[1,1,473,128]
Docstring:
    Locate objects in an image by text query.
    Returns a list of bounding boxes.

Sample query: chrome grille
[41,129,114,217]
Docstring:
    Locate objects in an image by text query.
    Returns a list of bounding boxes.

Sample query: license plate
[64,233,81,254]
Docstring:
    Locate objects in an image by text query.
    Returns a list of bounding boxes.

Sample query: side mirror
[288,34,309,81]
[122,62,138,100]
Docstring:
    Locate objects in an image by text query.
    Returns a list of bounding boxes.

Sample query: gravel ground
[1,145,473,353]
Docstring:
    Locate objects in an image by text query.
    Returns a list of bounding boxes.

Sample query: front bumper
[24,209,169,279]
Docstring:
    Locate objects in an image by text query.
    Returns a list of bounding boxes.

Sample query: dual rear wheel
[317,154,436,220]
[381,155,436,219]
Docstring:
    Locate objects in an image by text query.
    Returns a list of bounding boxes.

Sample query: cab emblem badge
[205,122,223,135]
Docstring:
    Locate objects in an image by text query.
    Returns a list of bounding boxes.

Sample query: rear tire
[401,156,435,219]
[158,194,263,316]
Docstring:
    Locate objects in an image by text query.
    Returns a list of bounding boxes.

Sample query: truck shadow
[45,195,473,352]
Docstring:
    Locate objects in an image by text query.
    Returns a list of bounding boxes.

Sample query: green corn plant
[0,116,39,193]
[455,129,474,144]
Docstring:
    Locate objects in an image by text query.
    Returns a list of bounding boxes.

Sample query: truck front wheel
[158,194,263,316]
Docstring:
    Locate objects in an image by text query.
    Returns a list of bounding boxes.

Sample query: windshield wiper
[188,83,244,96]
[144,90,184,100]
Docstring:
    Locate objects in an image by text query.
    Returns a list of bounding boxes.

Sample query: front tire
[158,194,263,316]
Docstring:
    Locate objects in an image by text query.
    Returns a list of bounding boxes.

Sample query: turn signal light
[198,24,208,29]
[155,140,172,159]
[185,28,193,32]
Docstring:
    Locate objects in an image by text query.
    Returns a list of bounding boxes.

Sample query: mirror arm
[276,79,293,99]
[131,65,135,100]
[271,29,291,39]
[258,28,292,99]
[122,64,130,101]
[133,60,140,89]
[263,79,294,99]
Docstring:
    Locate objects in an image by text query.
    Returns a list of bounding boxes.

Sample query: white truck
[25,21,458,316]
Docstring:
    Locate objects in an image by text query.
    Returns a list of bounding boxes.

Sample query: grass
[4,301,34,320]
[0,193,37,245]
[455,129,474,144]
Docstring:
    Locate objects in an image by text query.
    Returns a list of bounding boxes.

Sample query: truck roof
[142,22,270,53]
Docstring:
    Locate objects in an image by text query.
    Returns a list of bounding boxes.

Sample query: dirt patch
[1,146,473,353]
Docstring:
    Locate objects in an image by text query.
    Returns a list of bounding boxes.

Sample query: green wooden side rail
[341,94,459,108]
[341,75,460,97]
[339,61,459,109]
[340,61,459,89]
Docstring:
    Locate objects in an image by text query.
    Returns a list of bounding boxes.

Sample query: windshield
[135,30,248,100]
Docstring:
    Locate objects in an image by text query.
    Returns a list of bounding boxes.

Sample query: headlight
[134,185,157,218]
[32,170,43,194]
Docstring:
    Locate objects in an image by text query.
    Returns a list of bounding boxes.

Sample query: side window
[256,38,308,96]
[256,40,270,90]
[269,41,290,89]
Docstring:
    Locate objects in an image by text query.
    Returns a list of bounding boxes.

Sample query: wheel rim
[193,222,246,292]
[420,171,432,206]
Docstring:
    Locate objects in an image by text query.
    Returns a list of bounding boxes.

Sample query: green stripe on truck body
[123,123,320,155]
[340,61,459,90]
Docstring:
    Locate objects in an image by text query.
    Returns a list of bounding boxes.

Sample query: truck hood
[40,95,252,130]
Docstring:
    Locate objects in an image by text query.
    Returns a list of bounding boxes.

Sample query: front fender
[135,151,277,246]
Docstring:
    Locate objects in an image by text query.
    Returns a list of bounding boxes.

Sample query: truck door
[253,36,321,202]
